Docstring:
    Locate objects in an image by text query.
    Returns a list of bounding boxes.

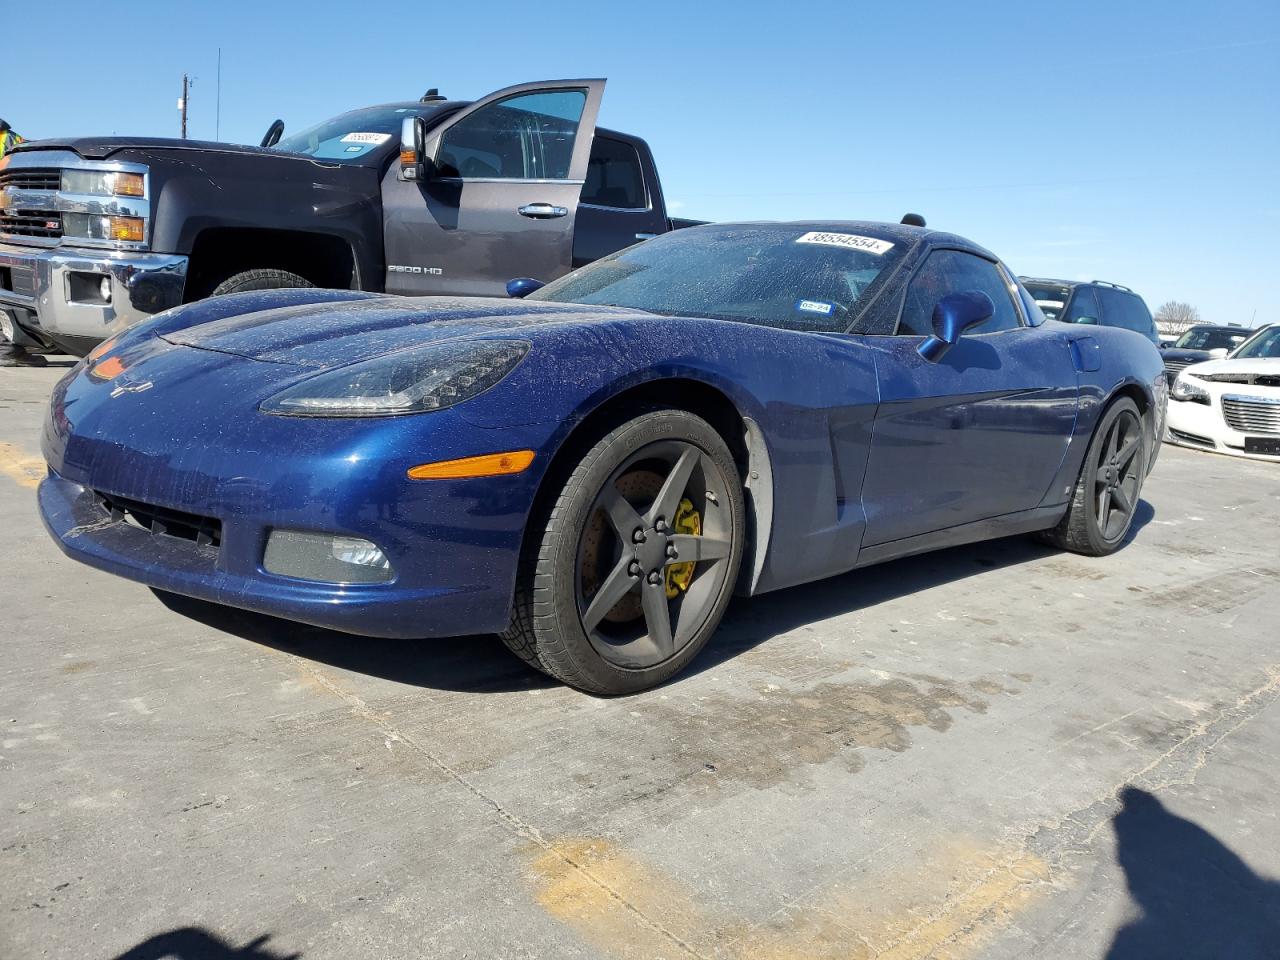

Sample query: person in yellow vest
[0,118,23,157]
[1,118,48,365]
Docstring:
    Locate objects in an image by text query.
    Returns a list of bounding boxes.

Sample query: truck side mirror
[400,116,429,181]
[260,119,284,149]
[507,278,545,299]
[918,290,994,362]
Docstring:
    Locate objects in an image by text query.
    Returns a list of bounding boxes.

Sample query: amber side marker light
[86,335,119,364]
[89,355,127,382]
[407,450,535,480]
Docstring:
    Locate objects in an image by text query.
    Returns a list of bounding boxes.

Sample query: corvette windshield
[529,225,904,332]
[1231,326,1280,359]
[274,105,438,163]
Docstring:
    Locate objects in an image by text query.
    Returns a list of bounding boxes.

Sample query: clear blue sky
[4,0,1277,326]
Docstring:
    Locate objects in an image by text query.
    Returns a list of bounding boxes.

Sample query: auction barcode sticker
[341,132,393,145]
[795,232,894,255]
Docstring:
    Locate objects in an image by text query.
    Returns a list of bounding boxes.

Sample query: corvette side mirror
[506,277,545,299]
[919,290,995,362]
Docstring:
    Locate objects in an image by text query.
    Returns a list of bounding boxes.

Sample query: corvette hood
[160,295,653,369]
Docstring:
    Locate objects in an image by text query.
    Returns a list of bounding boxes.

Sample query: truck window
[436,90,587,180]
[582,137,647,209]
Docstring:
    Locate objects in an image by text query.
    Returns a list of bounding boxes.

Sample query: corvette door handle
[518,203,568,219]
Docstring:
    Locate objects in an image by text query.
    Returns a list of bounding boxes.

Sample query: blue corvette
[40,222,1166,694]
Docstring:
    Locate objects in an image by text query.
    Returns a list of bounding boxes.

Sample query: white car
[1165,324,1280,461]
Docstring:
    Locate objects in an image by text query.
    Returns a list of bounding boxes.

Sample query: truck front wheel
[211,268,315,297]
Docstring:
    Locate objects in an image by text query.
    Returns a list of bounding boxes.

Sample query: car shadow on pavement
[155,501,1153,694]
[110,927,298,960]
[154,590,557,694]
[689,499,1154,678]
[1107,786,1280,958]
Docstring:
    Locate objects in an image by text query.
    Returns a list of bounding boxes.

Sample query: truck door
[381,79,605,297]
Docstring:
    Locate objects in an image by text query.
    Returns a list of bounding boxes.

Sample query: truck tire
[211,269,314,297]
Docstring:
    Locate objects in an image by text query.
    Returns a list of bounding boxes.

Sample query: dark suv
[1159,324,1250,382]
[1019,278,1159,345]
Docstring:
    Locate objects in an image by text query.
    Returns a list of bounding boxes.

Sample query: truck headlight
[61,170,145,197]
[1171,373,1210,405]
[62,213,145,244]
[260,340,530,418]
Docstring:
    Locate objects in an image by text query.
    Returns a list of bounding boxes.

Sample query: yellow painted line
[0,441,45,489]
[530,836,1050,960]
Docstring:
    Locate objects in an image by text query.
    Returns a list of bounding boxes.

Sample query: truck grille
[0,210,63,239]
[95,490,223,549]
[1221,396,1280,435]
[0,168,61,191]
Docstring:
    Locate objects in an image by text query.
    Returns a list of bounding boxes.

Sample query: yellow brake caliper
[665,498,701,599]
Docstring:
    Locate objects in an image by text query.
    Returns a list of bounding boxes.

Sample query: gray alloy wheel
[1040,397,1147,556]
[502,409,745,695]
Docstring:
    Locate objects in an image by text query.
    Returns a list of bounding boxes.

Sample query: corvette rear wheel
[503,409,745,695]
[1040,397,1146,556]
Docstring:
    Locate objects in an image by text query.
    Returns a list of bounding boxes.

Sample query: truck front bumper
[0,242,188,355]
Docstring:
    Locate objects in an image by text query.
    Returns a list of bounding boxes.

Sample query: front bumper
[39,469,510,639]
[0,241,187,354]
[1165,396,1280,462]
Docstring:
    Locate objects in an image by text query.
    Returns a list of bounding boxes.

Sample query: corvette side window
[898,250,1022,336]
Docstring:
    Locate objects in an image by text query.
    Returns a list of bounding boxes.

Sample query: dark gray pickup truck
[0,79,693,355]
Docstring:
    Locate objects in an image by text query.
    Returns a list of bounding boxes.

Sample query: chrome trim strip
[432,177,585,185]
[1223,393,1280,406]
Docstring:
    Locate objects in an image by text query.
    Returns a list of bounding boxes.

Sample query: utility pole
[215,49,222,141]
[179,73,190,139]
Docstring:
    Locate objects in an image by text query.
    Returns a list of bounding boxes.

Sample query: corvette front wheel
[503,409,745,695]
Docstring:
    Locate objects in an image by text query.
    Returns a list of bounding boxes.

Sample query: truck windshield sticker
[796,300,835,315]
[795,232,894,255]
[341,132,393,145]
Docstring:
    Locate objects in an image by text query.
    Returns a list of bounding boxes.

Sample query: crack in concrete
[283,656,710,960]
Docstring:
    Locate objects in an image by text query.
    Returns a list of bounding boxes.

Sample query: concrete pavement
[2,362,1278,959]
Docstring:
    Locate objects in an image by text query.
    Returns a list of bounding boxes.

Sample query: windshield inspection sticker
[341,132,393,145]
[796,231,894,255]
[796,299,835,315]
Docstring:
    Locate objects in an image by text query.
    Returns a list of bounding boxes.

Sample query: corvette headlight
[260,339,530,417]
[1171,373,1210,405]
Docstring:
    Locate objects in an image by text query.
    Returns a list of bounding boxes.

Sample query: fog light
[263,530,393,584]
[100,276,113,303]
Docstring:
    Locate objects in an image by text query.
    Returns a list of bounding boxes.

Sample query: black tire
[211,268,314,297]
[503,409,745,695]
[1039,397,1146,556]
